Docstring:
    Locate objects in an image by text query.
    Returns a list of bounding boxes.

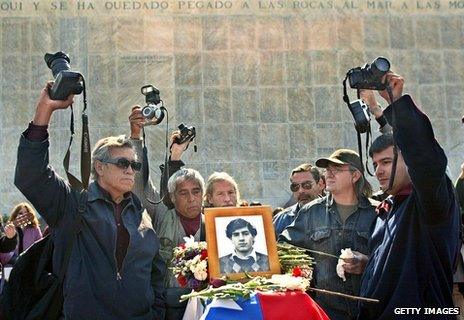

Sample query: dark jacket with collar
[273,203,300,237]
[15,135,165,320]
[358,95,461,320]
[279,195,377,320]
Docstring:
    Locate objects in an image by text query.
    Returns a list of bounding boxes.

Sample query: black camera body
[141,85,165,125]
[348,57,390,90]
[44,52,83,100]
[175,123,196,144]
[348,99,370,133]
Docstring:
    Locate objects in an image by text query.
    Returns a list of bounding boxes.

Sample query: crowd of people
[0,69,463,320]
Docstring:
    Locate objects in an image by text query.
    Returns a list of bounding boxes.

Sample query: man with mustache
[273,163,325,236]
[279,151,377,320]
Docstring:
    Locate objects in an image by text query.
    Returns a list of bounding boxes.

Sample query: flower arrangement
[173,239,379,304]
[175,241,315,301]
[171,236,209,291]
[277,242,314,281]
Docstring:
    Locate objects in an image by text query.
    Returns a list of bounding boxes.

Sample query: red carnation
[180,243,186,249]
[292,266,302,277]
[200,249,208,260]
[177,275,187,287]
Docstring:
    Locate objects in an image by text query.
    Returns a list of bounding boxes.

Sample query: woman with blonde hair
[0,203,42,266]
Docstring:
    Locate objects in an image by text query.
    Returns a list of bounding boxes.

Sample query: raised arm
[14,82,75,227]
[381,73,453,220]
[129,106,167,223]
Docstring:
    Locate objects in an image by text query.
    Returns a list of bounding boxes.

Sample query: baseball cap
[315,149,364,172]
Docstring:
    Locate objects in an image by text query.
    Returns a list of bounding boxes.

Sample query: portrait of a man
[219,218,270,274]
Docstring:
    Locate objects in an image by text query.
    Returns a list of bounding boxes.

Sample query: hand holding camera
[33,81,75,126]
[359,90,382,117]
[129,106,146,139]
[170,123,196,160]
[378,72,405,105]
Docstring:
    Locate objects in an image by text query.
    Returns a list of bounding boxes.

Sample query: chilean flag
[199,291,329,320]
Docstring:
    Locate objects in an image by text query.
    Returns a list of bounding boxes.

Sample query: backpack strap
[58,190,88,282]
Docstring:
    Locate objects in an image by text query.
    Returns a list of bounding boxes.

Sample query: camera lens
[142,106,155,119]
[373,57,390,73]
[44,52,71,78]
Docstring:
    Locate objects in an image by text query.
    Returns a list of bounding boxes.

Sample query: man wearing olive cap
[279,149,377,320]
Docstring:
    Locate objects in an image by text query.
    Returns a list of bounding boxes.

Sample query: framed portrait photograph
[205,205,281,281]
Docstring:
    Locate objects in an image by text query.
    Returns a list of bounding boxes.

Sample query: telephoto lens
[44,51,83,100]
[369,57,390,79]
[44,52,71,78]
[348,56,390,90]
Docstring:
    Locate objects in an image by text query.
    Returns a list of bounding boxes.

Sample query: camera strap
[342,76,373,176]
[385,85,398,192]
[63,78,91,191]
[142,107,170,205]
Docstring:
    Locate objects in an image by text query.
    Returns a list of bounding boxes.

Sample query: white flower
[336,248,355,281]
[269,274,310,291]
[183,235,196,248]
[194,269,208,281]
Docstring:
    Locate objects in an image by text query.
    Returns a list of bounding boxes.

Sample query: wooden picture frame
[205,205,281,281]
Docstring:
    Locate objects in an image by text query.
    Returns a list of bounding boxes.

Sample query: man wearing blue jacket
[358,73,461,319]
[14,82,165,319]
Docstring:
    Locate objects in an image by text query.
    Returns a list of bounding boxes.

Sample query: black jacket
[358,95,461,320]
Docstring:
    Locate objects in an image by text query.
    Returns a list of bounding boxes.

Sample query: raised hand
[129,106,146,139]
[379,72,405,105]
[33,81,75,126]
[170,131,191,161]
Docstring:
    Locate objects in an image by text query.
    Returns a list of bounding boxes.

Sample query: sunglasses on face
[324,166,352,176]
[102,157,142,172]
[290,181,313,192]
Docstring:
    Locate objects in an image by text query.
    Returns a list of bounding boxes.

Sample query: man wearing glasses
[273,163,325,236]
[280,149,377,320]
[14,83,165,319]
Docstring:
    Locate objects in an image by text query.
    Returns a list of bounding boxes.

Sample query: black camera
[348,99,370,133]
[348,57,390,90]
[44,52,83,100]
[175,123,196,144]
[141,85,165,125]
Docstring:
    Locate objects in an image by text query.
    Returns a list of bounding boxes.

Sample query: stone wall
[1,0,463,214]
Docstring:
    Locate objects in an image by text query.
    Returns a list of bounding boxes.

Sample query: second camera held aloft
[141,84,165,126]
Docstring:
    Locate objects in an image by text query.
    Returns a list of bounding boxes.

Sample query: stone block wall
[0,0,463,215]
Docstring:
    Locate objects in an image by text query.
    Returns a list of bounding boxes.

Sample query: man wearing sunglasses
[273,163,325,236]
[14,83,165,319]
[279,149,377,320]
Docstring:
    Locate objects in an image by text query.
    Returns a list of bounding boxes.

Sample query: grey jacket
[279,195,377,320]
[131,139,169,225]
[15,135,165,320]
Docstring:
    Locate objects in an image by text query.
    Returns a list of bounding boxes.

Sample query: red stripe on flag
[257,291,330,320]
